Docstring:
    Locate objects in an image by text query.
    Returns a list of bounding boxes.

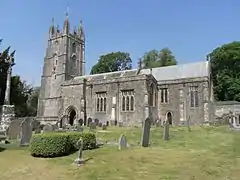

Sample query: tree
[0,39,15,105]
[90,52,132,74]
[27,86,40,116]
[208,41,240,101]
[142,48,177,68]
[10,76,33,117]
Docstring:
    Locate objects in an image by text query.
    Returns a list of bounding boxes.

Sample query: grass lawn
[1,126,240,180]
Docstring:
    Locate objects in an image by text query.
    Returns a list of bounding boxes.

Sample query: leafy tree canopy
[90,52,132,74]
[142,48,177,69]
[208,41,240,101]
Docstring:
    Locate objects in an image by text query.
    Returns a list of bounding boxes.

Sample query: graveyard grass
[1,126,240,180]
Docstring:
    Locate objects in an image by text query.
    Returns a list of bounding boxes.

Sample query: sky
[0,0,240,86]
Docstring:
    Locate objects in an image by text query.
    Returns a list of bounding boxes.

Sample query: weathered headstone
[20,118,32,146]
[74,137,84,166]
[7,119,22,139]
[187,116,191,132]
[141,118,151,147]
[42,124,54,133]
[89,122,96,130]
[31,119,40,131]
[79,119,83,126]
[87,117,92,126]
[76,125,84,132]
[118,134,127,150]
[156,120,161,127]
[163,120,170,141]
[94,118,99,126]
[118,121,123,127]
[102,124,107,130]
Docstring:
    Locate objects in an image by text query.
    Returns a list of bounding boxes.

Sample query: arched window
[97,98,100,112]
[104,97,107,112]
[96,92,107,112]
[130,96,134,111]
[122,96,125,111]
[100,98,103,111]
[121,90,135,112]
[126,96,130,111]
[72,43,76,54]
[149,84,154,106]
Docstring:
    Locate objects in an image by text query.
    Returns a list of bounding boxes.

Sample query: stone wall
[214,101,240,120]
[157,77,211,125]
[61,73,158,126]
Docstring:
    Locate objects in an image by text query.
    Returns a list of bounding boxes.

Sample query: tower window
[72,43,76,54]
[121,90,135,112]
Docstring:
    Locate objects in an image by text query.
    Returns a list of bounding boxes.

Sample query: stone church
[37,16,214,126]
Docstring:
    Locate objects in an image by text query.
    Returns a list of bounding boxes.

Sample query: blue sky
[0,0,239,86]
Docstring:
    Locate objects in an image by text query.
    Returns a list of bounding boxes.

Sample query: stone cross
[138,58,142,69]
[163,119,169,141]
[74,137,84,166]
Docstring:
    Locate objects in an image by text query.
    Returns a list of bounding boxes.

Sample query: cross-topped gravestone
[138,58,142,69]
[163,119,169,141]
[141,118,151,147]
[74,137,84,166]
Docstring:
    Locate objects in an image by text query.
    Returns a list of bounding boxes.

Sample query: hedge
[68,132,97,150]
[29,132,96,158]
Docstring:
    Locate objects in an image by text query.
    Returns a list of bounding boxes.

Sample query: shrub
[29,133,71,158]
[29,132,97,158]
[68,132,97,150]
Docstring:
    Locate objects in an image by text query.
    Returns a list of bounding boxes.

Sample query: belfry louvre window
[190,86,199,107]
[121,90,135,112]
[160,88,168,103]
[96,92,107,112]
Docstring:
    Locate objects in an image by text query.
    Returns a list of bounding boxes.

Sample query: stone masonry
[37,15,213,126]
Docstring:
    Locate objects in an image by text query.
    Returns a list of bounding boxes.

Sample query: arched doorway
[69,109,76,126]
[166,112,173,125]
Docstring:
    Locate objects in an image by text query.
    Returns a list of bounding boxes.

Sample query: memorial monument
[0,54,15,131]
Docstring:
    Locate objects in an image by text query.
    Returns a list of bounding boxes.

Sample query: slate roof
[74,69,138,81]
[74,61,209,81]
[140,61,210,81]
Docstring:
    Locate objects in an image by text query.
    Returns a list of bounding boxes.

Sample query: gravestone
[118,121,123,127]
[87,118,92,126]
[20,118,32,146]
[76,125,84,132]
[31,119,40,131]
[34,128,41,134]
[60,115,68,129]
[118,134,127,150]
[7,119,22,139]
[141,118,151,147]
[89,122,96,130]
[74,137,84,166]
[94,119,99,126]
[163,120,170,141]
[79,119,83,126]
[98,122,103,127]
[156,120,161,127]
[102,124,107,130]
[43,124,54,133]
